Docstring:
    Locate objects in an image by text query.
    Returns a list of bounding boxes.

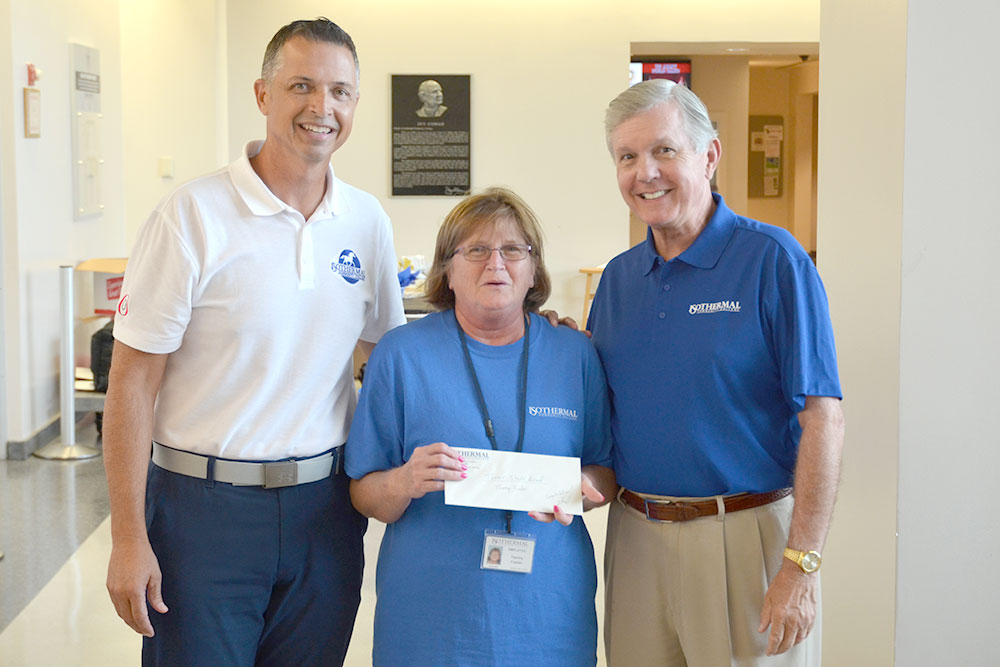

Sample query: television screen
[629,60,692,88]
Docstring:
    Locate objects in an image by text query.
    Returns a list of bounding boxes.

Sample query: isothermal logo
[331,249,366,284]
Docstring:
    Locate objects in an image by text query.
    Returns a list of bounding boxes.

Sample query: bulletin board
[748,115,783,197]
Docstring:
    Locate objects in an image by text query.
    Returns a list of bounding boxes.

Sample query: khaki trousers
[604,491,821,667]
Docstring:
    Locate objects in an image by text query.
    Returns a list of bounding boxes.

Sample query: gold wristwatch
[783,547,822,573]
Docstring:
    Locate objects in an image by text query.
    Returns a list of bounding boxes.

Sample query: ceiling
[631,41,819,68]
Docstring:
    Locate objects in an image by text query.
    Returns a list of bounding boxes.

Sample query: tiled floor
[0,514,382,667]
[0,515,140,665]
[0,419,109,631]
[0,420,608,666]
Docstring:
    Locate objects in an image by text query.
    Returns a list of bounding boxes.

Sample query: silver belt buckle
[644,498,675,523]
[263,460,298,488]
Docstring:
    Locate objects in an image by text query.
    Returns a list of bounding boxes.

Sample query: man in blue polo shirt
[590,80,844,666]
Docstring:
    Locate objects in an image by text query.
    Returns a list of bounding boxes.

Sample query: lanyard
[457,313,530,533]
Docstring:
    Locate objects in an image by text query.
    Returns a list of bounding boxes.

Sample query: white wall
[691,55,750,216]
[0,0,15,451]
[747,66,792,231]
[224,0,819,319]
[623,50,751,246]
[5,0,999,661]
[819,0,907,663]
[746,61,819,253]
[626,47,752,219]
[119,0,226,248]
[15,4,941,662]
[1,0,225,446]
[1,0,127,443]
[895,0,1000,663]
[822,1,1000,662]
[790,61,818,253]
[9,3,826,442]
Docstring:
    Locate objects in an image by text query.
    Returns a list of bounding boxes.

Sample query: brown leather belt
[620,487,792,522]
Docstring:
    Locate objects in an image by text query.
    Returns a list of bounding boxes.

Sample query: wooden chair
[579,267,604,325]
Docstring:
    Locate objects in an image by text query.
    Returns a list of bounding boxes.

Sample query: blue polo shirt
[588,194,841,497]
[346,311,610,666]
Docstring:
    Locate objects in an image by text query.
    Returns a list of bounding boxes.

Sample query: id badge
[481,529,536,574]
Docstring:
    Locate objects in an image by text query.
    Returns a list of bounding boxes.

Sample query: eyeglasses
[452,244,533,262]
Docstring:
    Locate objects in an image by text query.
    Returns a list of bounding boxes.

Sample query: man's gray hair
[605,80,717,154]
[261,17,359,84]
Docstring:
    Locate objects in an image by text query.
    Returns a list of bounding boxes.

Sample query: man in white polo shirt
[103,18,404,666]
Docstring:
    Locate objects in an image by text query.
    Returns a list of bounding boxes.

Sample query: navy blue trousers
[141,461,367,667]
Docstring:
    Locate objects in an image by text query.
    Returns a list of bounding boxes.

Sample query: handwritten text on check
[444,448,583,515]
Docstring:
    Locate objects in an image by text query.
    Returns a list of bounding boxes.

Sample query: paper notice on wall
[24,88,40,138]
[764,175,779,196]
[764,124,783,140]
[764,139,781,158]
[750,131,765,152]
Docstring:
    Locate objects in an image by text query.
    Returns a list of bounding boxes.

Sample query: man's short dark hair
[261,17,359,83]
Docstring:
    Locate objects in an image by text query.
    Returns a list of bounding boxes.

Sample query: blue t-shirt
[346,310,612,667]
[588,194,841,497]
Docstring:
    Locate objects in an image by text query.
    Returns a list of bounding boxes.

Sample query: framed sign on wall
[391,74,471,196]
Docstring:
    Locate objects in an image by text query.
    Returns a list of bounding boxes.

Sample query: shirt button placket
[299,224,315,289]
[658,264,671,321]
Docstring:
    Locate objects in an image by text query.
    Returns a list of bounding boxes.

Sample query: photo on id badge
[481,530,535,573]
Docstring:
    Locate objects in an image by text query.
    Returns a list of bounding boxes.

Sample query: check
[444,448,583,515]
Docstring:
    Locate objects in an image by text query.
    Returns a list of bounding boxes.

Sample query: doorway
[627,42,820,256]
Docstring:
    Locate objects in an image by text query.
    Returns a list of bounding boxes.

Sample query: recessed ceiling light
[726,47,750,53]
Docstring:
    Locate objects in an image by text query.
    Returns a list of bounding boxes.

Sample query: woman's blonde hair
[424,187,551,312]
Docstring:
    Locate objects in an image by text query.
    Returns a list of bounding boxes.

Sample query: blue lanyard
[457,313,530,533]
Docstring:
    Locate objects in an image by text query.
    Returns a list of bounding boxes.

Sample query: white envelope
[444,448,583,515]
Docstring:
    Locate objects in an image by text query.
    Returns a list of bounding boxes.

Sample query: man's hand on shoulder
[757,560,819,655]
[106,535,168,637]
[538,309,591,338]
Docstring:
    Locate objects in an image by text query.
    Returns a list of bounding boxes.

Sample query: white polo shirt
[115,141,406,460]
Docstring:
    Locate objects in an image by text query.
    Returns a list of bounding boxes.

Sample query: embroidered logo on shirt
[528,406,579,421]
[331,249,366,284]
[688,300,741,315]
[117,294,130,316]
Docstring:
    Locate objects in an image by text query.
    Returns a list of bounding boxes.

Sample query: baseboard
[5,413,95,460]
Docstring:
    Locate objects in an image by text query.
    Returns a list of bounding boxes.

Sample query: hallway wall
[222,1,820,322]
[12,0,972,661]
[118,0,225,250]
[820,0,1000,663]
[0,0,13,450]
[894,0,1000,662]
[0,0,127,446]
[818,0,907,662]
[2,0,820,448]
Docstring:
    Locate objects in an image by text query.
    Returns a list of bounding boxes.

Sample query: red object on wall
[105,276,123,300]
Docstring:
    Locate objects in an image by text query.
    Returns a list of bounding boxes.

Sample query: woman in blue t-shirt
[346,187,615,666]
